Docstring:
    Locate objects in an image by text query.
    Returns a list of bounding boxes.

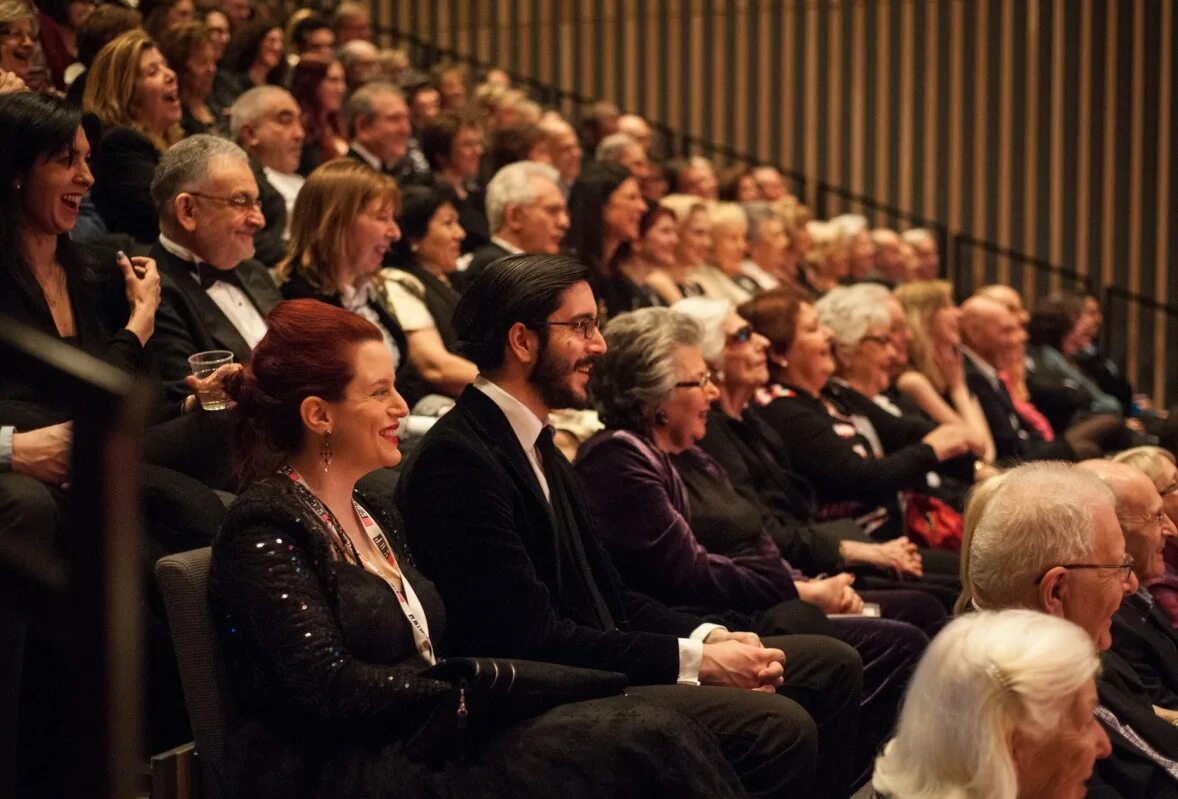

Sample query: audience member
[961,460,1178,798]
[596,132,650,183]
[828,214,872,282]
[432,61,467,110]
[35,0,92,89]
[606,202,678,312]
[872,610,1110,799]
[459,160,568,291]
[140,0,195,42]
[753,164,790,201]
[742,201,793,289]
[719,165,760,203]
[276,159,407,390]
[483,122,551,180]
[332,1,372,45]
[201,8,230,60]
[646,193,709,303]
[1115,447,1178,628]
[83,29,184,244]
[343,80,412,179]
[800,220,850,297]
[289,57,347,175]
[64,2,141,104]
[741,288,971,543]
[961,294,1111,462]
[578,99,619,156]
[539,113,582,192]
[218,0,250,32]
[419,110,490,251]
[562,161,646,315]
[693,201,755,303]
[1080,461,1178,711]
[900,228,939,279]
[893,280,996,464]
[870,228,906,284]
[337,37,379,91]
[578,306,931,787]
[617,112,654,153]
[228,85,305,265]
[397,253,865,799]
[287,12,333,64]
[0,93,162,787]
[381,181,478,403]
[210,297,745,798]
[220,21,285,102]
[668,155,719,199]
[157,21,223,137]
[0,0,35,94]
[148,134,278,403]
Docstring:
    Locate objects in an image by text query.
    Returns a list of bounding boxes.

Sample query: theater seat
[155,548,239,799]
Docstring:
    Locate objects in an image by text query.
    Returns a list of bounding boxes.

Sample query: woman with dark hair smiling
[418,110,489,252]
[289,56,347,175]
[562,161,647,317]
[157,21,223,136]
[211,298,750,799]
[382,180,478,403]
[221,20,284,102]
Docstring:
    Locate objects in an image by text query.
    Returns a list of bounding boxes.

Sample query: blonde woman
[0,0,36,93]
[894,280,996,464]
[83,29,183,243]
[692,201,753,304]
[276,159,408,378]
[645,193,709,304]
[799,219,848,298]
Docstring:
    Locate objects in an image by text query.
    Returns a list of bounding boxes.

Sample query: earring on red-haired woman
[320,430,333,472]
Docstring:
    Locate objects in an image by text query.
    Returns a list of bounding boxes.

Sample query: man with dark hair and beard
[396,253,867,798]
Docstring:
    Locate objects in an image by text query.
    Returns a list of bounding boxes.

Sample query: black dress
[210,479,746,799]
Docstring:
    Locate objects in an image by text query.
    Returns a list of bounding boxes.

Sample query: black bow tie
[188,260,242,291]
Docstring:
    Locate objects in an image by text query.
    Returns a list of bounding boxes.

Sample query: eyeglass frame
[185,191,264,213]
[1033,554,1135,584]
[674,370,718,390]
[542,316,600,341]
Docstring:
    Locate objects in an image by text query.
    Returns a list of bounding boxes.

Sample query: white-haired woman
[872,609,1110,799]
[692,201,755,304]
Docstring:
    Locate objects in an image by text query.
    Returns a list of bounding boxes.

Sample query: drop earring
[653,410,669,426]
[320,430,333,472]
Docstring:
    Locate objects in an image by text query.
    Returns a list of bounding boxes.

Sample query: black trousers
[632,632,862,799]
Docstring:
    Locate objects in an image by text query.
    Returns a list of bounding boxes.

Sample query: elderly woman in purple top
[575,306,932,785]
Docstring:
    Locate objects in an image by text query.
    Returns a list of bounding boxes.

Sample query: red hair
[226,299,382,485]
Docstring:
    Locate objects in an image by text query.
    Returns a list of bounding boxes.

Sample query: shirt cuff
[0,426,13,471]
[676,623,727,686]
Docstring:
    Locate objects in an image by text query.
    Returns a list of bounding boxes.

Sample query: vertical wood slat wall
[380,0,1177,405]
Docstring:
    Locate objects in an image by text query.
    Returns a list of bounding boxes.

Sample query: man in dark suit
[397,254,866,798]
[960,295,1077,463]
[454,160,570,292]
[229,86,307,267]
[1085,461,1178,709]
[965,461,1178,798]
[147,134,282,406]
[342,81,418,182]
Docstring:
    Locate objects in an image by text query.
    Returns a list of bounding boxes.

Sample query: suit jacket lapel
[152,243,253,361]
[235,261,282,316]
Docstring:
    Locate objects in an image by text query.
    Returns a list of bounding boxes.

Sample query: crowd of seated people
[2,2,1178,797]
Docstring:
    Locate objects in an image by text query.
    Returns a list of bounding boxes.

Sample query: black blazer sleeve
[210,489,450,727]
[91,127,161,245]
[756,396,940,503]
[397,434,684,686]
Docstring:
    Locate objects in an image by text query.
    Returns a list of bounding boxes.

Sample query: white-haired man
[966,461,1178,798]
[455,161,569,292]
[595,132,650,182]
[1082,461,1178,713]
[617,112,654,152]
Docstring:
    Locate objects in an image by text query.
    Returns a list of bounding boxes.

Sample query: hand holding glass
[187,350,235,410]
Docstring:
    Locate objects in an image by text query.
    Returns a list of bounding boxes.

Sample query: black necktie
[188,260,242,291]
[536,427,616,632]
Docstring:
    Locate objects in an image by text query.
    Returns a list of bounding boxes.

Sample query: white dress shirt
[158,233,268,350]
[471,375,721,684]
[261,166,304,239]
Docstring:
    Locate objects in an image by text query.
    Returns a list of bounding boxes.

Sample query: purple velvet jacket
[575,429,799,613]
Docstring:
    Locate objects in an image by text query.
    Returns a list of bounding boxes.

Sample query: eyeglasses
[860,334,894,347]
[727,325,754,345]
[1034,555,1135,584]
[187,192,263,213]
[675,370,718,390]
[545,316,599,340]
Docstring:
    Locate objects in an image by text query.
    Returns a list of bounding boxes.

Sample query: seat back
[154,548,237,799]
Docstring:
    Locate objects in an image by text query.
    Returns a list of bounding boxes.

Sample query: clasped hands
[701,628,785,693]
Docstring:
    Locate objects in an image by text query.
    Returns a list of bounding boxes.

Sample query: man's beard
[529,342,598,411]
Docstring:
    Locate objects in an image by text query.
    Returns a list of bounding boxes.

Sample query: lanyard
[280,465,435,664]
